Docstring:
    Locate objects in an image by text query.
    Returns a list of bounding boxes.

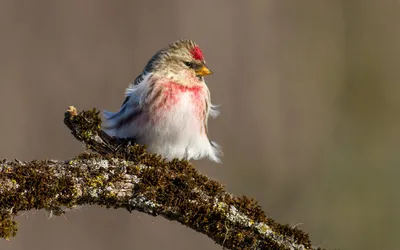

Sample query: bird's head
[143,39,213,85]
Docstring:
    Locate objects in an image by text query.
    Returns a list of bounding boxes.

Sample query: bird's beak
[196,64,213,77]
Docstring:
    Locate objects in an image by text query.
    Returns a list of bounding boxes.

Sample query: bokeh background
[0,1,399,249]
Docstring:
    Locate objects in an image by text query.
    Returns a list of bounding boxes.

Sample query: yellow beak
[196,64,213,76]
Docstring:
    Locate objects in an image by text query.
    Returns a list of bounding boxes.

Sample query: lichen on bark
[0,106,322,250]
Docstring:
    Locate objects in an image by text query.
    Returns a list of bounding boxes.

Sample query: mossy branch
[0,107,322,250]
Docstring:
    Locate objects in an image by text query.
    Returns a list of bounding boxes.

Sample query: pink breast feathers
[153,82,206,124]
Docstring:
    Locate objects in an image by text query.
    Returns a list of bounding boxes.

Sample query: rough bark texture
[0,107,322,250]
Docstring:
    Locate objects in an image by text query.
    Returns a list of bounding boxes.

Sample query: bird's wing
[121,72,147,107]
[103,72,151,139]
[102,96,142,139]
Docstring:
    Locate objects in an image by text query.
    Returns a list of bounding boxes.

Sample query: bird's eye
[184,61,193,68]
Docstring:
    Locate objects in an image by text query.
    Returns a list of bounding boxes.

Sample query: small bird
[103,39,221,162]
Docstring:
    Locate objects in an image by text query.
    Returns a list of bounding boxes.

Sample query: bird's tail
[102,110,120,137]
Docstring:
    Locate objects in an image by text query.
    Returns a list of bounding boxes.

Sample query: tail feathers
[103,110,117,121]
[102,101,129,130]
[102,110,119,137]
[102,103,141,139]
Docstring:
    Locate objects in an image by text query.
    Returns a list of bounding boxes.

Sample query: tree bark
[0,107,321,250]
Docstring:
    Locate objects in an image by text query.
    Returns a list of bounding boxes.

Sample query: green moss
[0,212,17,240]
[0,108,318,249]
[87,175,104,188]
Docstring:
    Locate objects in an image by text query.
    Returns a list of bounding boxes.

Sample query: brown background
[0,1,399,250]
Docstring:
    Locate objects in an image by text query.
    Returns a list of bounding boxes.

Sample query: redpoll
[103,39,221,162]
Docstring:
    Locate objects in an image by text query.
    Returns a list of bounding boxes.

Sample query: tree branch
[0,107,322,250]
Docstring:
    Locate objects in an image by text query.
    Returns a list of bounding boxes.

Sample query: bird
[102,39,221,162]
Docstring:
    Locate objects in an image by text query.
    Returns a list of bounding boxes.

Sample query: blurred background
[0,1,399,249]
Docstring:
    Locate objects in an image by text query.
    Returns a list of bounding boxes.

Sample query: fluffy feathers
[103,40,221,162]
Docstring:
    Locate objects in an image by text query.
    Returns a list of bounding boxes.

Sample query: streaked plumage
[103,39,221,162]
